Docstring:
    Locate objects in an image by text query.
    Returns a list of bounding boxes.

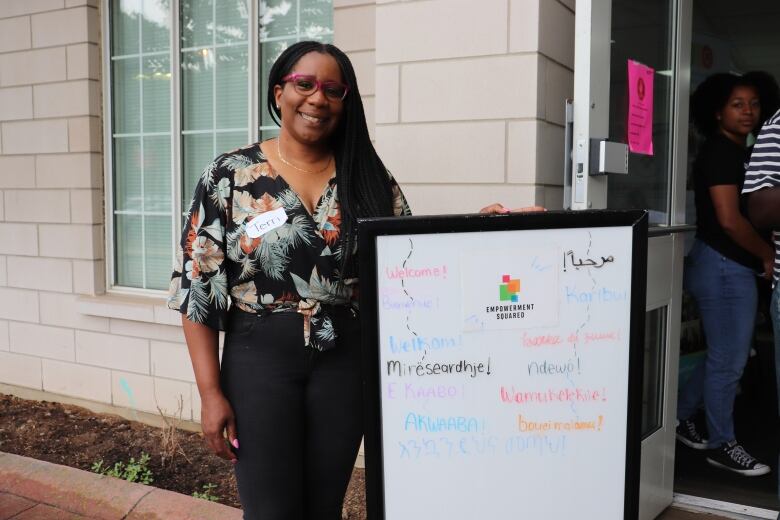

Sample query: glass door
[571,1,692,518]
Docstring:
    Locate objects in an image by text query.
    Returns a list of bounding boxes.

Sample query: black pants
[221,307,364,520]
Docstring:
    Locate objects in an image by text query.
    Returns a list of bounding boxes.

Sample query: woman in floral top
[168,41,409,519]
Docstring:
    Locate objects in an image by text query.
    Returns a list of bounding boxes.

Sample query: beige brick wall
[374,0,574,213]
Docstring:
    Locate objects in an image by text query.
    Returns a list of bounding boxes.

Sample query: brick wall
[373,0,574,214]
[0,0,107,394]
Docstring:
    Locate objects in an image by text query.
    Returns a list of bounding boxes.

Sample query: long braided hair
[267,41,394,278]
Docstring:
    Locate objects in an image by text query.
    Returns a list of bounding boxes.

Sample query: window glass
[110,0,172,290]
[258,0,333,139]
[110,0,332,291]
[180,0,250,211]
[607,0,675,225]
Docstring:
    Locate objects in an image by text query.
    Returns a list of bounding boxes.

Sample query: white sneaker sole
[676,433,708,450]
[706,457,771,476]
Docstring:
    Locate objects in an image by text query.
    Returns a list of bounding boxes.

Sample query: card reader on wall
[589,139,629,175]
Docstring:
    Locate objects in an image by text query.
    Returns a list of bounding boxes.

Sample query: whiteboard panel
[361,212,646,520]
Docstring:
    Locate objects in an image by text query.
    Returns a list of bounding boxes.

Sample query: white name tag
[245,207,288,238]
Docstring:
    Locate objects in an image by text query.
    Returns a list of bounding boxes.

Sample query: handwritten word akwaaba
[386,358,492,379]
[403,413,482,433]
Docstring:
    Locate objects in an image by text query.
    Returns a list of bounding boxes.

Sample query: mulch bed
[0,393,366,518]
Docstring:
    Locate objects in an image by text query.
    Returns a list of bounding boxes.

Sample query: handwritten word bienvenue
[388,335,462,353]
[565,286,627,304]
[385,265,448,279]
[500,386,606,404]
[386,358,492,378]
[386,383,464,400]
[382,296,437,311]
[517,414,604,433]
[404,413,482,433]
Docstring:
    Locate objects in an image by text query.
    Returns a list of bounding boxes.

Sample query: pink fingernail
[231,459,237,465]
[232,439,239,449]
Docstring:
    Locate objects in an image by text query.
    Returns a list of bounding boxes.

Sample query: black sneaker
[706,441,771,476]
[676,419,708,450]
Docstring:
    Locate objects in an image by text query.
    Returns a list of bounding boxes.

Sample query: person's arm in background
[710,184,774,278]
[480,203,546,214]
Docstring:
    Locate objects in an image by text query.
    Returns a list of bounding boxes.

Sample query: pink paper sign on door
[627,60,654,156]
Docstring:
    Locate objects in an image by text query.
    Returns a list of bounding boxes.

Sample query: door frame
[570,1,693,518]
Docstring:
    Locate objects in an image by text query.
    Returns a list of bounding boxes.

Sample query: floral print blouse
[167,142,411,351]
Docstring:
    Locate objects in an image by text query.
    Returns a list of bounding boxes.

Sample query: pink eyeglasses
[282,73,350,101]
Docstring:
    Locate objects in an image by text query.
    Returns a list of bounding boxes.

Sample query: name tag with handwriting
[245,207,287,238]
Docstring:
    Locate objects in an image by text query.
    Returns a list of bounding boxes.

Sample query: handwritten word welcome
[385,265,448,279]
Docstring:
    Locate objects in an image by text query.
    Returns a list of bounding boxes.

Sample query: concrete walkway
[0,450,738,520]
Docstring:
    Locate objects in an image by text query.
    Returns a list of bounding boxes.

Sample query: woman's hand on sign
[480,203,547,214]
[200,392,239,463]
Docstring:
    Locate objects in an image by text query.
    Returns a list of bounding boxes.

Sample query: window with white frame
[107,0,333,291]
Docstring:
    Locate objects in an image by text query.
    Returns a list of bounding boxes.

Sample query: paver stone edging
[0,452,242,519]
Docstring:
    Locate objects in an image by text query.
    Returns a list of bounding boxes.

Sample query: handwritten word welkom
[388,335,462,354]
[517,414,604,433]
[385,265,448,279]
[500,386,606,405]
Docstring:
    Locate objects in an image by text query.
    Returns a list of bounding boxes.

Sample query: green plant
[91,453,154,485]
[192,483,221,502]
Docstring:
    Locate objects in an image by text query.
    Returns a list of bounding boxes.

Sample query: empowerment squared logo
[499,274,521,302]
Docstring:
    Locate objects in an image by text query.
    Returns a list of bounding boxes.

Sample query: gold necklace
[276,139,332,174]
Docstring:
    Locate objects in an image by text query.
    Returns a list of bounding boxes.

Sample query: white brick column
[0,0,107,398]
[374,0,574,213]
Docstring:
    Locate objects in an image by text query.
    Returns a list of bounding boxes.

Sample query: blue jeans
[677,240,758,448]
